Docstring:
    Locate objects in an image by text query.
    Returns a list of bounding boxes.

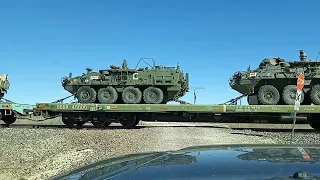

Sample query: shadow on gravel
[0,124,146,130]
[0,124,317,132]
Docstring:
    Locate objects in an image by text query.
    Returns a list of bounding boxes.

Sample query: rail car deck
[35,103,320,113]
[33,103,320,130]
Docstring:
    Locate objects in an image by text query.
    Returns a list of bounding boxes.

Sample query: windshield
[1,1,319,180]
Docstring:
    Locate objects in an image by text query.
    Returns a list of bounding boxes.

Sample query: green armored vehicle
[0,74,9,99]
[229,50,320,105]
[62,59,189,104]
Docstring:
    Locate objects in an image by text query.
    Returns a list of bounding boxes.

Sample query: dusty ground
[0,119,318,180]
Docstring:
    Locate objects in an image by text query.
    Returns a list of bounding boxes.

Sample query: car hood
[53,144,320,180]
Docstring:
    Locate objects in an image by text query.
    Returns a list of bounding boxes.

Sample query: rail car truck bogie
[0,109,17,125]
[229,50,320,106]
[61,59,189,105]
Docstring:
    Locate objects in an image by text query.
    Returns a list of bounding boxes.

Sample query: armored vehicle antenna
[316,52,320,61]
[135,58,155,69]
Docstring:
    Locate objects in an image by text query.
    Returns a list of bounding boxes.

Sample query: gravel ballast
[0,123,319,180]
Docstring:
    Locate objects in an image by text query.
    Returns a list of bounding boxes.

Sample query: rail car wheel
[62,113,75,127]
[2,115,16,125]
[91,117,106,126]
[97,87,118,104]
[122,86,142,104]
[257,85,280,105]
[282,85,304,105]
[103,122,112,126]
[133,119,140,126]
[119,113,137,127]
[247,94,259,105]
[143,87,164,104]
[310,122,320,131]
[76,86,97,103]
[309,84,320,105]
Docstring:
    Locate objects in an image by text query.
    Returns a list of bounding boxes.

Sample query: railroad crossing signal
[294,73,305,111]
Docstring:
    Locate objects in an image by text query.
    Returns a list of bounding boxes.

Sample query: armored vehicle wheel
[97,87,118,104]
[282,85,304,105]
[310,85,320,105]
[247,94,259,105]
[2,115,16,125]
[76,86,97,103]
[143,87,164,104]
[301,95,311,105]
[257,85,280,105]
[122,86,142,104]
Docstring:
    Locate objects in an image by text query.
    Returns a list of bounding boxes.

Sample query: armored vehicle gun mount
[0,74,9,99]
[62,59,189,104]
[229,50,320,105]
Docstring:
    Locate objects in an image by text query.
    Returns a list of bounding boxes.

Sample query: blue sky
[1,0,320,104]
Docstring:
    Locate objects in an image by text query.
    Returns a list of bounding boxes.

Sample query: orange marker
[297,74,305,90]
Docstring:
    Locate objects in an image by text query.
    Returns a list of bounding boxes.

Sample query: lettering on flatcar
[71,105,88,110]
[56,104,69,110]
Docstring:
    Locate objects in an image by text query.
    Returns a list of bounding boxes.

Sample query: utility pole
[189,88,206,105]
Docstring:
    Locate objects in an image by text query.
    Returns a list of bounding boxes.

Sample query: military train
[61,59,189,104]
[230,50,320,105]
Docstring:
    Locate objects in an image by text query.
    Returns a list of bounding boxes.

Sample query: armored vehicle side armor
[62,59,189,104]
[0,74,9,99]
[229,50,320,105]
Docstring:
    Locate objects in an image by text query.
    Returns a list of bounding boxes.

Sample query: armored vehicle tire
[257,85,280,105]
[2,115,16,125]
[122,86,142,104]
[97,87,118,104]
[310,85,320,105]
[76,86,97,103]
[247,94,259,105]
[143,87,164,104]
[282,85,304,105]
